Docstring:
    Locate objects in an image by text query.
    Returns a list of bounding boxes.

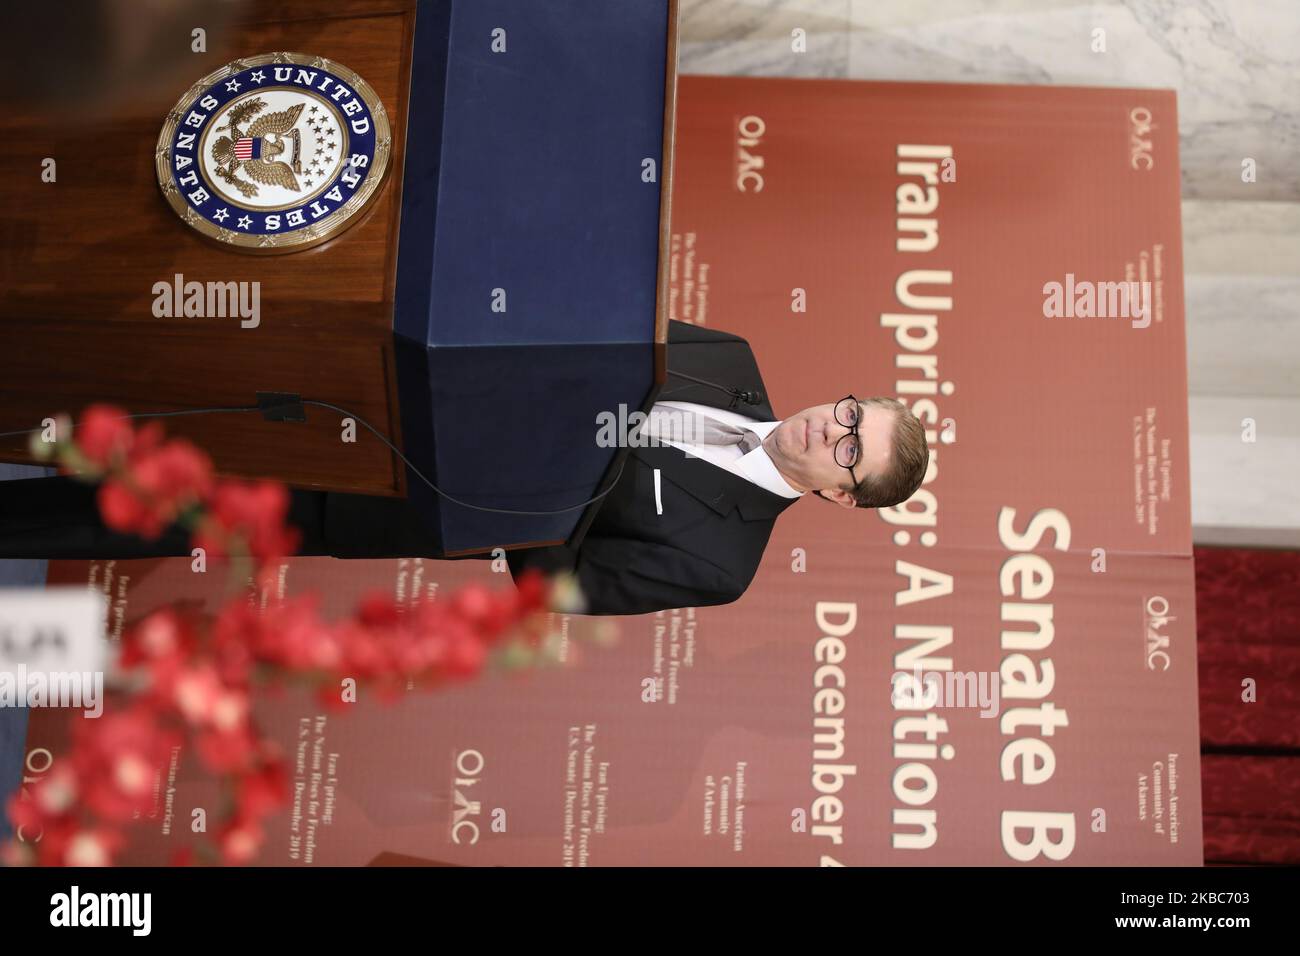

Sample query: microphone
[665,369,763,408]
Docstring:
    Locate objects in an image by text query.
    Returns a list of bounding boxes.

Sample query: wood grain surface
[0,0,416,495]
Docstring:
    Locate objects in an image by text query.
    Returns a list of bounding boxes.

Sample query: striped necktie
[645,405,763,454]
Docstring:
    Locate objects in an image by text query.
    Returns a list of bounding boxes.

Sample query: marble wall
[678,0,1300,546]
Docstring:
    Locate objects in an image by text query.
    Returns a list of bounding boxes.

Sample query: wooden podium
[0,0,678,554]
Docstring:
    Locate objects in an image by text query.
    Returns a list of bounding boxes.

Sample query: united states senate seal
[155,52,391,254]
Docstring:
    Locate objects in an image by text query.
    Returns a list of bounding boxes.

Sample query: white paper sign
[0,587,108,676]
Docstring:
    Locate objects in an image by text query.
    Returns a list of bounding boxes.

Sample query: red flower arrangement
[3,405,580,867]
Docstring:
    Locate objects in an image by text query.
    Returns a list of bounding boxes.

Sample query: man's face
[762,401,895,507]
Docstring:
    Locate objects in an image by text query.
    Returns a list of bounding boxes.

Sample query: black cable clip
[256,392,307,423]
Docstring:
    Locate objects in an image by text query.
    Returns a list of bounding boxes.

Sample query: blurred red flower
[217,817,264,865]
[97,438,213,539]
[194,480,299,562]
[75,404,134,468]
[70,705,181,823]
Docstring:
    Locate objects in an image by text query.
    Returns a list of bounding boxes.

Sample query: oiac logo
[451,749,485,845]
[1128,106,1155,171]
[1144,595,1175,671]
[155,52,391,253]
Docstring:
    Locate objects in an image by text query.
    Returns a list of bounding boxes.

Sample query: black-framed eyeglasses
[832,395,862,487]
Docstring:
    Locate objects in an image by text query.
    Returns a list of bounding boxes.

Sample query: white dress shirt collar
[652,400,803,499]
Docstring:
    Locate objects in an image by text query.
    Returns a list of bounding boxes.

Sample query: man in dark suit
[0,321,929,616]
[497,319,930,615]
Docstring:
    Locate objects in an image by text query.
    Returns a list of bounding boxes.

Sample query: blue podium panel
[396,338,653,551]
[393,0,673,552]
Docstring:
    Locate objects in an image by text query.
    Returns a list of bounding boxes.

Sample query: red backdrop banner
[24,77,1200,865]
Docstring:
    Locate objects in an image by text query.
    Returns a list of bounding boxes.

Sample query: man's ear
[816,488,857,509]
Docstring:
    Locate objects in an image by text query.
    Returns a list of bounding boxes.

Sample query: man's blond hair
[849,397,929,509]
